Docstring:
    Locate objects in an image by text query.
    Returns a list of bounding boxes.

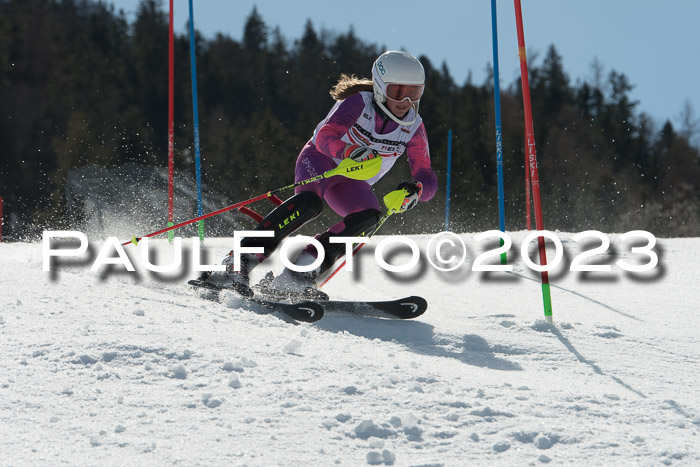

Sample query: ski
[189,279,426,322]
[187,279,324,323]
[321,296,427,320]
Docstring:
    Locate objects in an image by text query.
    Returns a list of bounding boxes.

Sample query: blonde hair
[330,74,373,101]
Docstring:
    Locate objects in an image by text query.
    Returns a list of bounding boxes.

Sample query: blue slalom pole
[188,0,204,240]
[491,0,506,263]
[444,129,453,231]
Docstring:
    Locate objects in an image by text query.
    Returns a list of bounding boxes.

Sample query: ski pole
[318,188,406,287]
[123,157,383,246]
[515,0,553,321]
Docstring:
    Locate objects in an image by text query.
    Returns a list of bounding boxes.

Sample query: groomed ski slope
[0,232,698,466]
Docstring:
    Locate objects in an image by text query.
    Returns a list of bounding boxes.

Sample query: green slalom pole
[197,220,205,241]
[542,283,553,318]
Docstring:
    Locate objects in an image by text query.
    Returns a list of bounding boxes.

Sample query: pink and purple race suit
[294,91,437,223]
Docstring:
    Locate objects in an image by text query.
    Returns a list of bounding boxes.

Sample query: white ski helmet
[372,51,425,125]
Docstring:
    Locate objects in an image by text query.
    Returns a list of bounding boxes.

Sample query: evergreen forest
[1,0,699,240]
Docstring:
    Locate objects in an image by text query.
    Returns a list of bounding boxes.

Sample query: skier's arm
[405,123,437,201]
[314,93,365,159]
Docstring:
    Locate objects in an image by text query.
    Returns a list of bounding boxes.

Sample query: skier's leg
[240,190,324,258]
[313,207,381,273]
[201,147,331,293]
[264,178,380,299]
[299,177,381,276]
[239,146,338,258]
[324,176,382,218]
[201,191,323,289]
[239,147,336,260]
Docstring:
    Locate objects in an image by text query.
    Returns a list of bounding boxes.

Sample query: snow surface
[1,232,698,466]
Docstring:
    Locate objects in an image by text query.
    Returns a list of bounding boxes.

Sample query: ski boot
[197,251,260,297]
[253,250,329,302]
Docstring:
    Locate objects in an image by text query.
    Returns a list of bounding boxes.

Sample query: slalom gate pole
[444,129,453,231]
[491,0,507,264]
[188,0,204,241]
[524,133,531,230]
[514,0,553,320]
[122,158,382,246]
[167,0,175,243]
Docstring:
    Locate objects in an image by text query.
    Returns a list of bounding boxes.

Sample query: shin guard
[241,191,323,257]
[316,208,381,273]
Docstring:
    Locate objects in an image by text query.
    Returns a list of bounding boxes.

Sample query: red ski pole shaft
[123,178,315,246]
[123,157,383,246]
[123,191,274,246]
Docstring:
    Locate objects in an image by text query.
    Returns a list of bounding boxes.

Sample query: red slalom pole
[524,134,531,230]
[167,0,175,243]
[514,0,553,320]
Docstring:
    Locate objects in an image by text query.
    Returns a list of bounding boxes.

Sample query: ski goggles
[385,83,424,103]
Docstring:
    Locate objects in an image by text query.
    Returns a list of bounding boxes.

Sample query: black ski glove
[342,144,379,162]
[395,181,423,212]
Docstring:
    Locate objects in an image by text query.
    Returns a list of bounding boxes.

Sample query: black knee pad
[318,208,381,270]
[241,191,323,256]
[336,209,382,237]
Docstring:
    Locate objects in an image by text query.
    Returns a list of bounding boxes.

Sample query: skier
[198,50,437,300]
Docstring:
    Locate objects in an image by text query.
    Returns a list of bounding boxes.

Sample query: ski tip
[288,301,324,323]
[396,296,428,318]
[321,296,427,320]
